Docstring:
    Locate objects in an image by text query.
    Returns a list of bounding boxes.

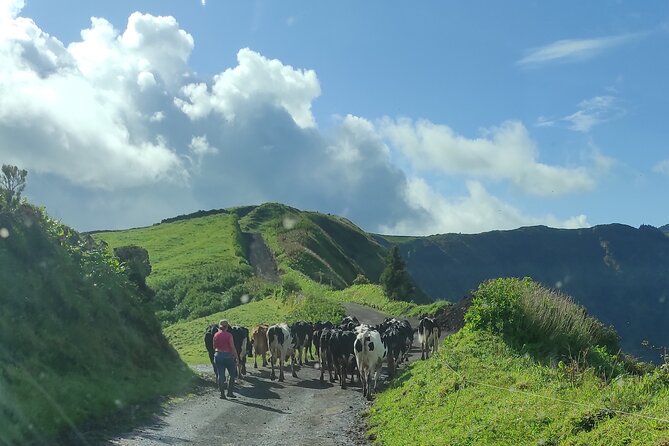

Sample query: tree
[114,245,153,297]
[380,246,415,301]
[0,164,28,209]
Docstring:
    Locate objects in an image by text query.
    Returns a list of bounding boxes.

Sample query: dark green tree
[114,245,153,298]
[380,246,415,301]
[0,164,28,209]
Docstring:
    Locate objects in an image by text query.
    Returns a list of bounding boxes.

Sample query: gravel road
[101,303,425,446]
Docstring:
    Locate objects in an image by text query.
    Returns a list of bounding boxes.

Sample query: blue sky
[1,0,668,234]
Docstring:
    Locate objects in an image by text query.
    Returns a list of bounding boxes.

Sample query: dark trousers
[214,352,236,394]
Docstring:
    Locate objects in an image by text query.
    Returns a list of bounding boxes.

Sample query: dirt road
[101,303,439,446]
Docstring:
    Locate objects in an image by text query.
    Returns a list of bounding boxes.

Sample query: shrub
[465,277,620,360]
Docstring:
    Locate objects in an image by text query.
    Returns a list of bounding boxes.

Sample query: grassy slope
[238,203,389,289]
[369,278,669,445]
[93,213,248,288]
[93,213,254,323]
[328,284,451,318]
[0,206,193,445]
[370,329,669,446]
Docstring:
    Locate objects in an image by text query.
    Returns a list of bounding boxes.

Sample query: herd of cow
[204,315,442,400]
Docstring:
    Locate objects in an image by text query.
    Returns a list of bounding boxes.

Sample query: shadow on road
[295,378,334,389]
[236,376,283,399]
[228,398,290,415]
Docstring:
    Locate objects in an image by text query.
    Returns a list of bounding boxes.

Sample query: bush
[465,278,620,359]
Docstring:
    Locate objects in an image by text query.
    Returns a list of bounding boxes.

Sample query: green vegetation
[93,213,254,324]
[369,329,669,446]
[466,278,619,359]
[379,245,414,302]
[238,203,388,289]
[329,284,451,318]
[369,278,669,445]
[0,204,193,445]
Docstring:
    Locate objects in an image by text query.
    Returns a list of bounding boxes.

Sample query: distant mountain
[385,223,669,360]
[660,224,669,235]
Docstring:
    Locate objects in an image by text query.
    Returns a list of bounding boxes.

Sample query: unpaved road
[102,304,423,446]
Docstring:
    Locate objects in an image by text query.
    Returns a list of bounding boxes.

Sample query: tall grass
[465,278,619,358]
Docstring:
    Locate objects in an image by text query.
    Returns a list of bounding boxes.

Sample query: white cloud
[517,33,641,66]
[0,7,191,189]
[381,118,595,196]
[537,96,625,132]
[380,178,589,235]
[0,2,604,237]
[653,159,669,175]
[175,48,320,128]
[189,135,218,156]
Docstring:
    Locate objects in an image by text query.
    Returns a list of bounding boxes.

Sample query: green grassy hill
[92,212,254,324]
[93,203,430,326]
[369,278,669,445]
[0,204,193,445]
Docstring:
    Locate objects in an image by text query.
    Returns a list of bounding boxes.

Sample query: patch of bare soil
[244,232,279,283]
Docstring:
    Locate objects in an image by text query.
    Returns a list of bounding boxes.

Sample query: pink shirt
[213,330,234,353]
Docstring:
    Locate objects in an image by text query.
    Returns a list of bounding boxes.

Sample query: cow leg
[339,359,347,389]
[319,348,327,383]
[262,352,267,367]
[278,355,285,382]
[270,355,276,381]
[254,354,258,369]
[291,352,298,378]
[421,341,426,360]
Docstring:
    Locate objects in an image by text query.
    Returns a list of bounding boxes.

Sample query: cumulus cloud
[380,178,589,236]
[653,159,669,175]
[517,33,642,66]
[0,2,599,236]
[0,6,192,189]
[381,118,595,196]
[536,95,625,132]
[175,48,320,128]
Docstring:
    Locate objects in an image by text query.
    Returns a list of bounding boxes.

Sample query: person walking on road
[212,319,240,399]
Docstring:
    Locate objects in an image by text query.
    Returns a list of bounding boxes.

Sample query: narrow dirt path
[244,232,279,283]
[100,304,445,446]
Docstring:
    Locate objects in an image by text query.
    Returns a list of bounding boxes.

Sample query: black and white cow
[313,321,334,360]
[418,316,441,360]
[229,325,252,378]
[290,320,313,365]
[380,323,404,377]
[340,315,360,332]
[319,327,338,383]
[354,328,386,400]
[267,323,297,381]
[329,329,357,389]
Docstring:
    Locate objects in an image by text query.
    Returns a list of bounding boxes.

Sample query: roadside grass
[328,284,451,318]
[369,329,669,446]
